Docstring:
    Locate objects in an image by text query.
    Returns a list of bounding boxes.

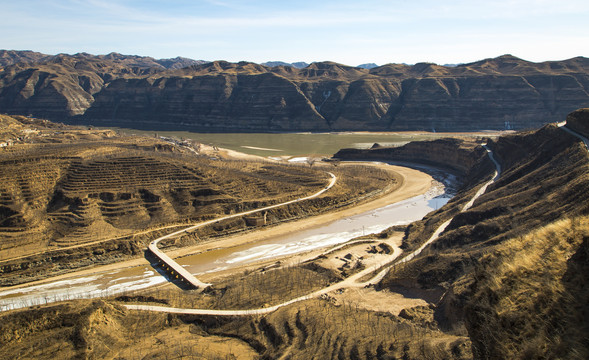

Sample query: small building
[244,212,267,227]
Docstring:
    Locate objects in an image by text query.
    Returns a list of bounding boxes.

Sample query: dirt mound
[0,299,258,359]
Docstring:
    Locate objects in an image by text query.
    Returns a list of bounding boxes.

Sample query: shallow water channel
[0,166,456,312]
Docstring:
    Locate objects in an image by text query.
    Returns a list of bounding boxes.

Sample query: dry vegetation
[0,297,472,360]
[378,124,589,322]
[0,299,259,360]
[466,216,589,359]
[119,264,337,311]
[201,299,472,360]
[0,230,472,360]
[3,216,587,359]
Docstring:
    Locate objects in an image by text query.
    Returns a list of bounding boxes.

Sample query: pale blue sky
[2,0,588,66]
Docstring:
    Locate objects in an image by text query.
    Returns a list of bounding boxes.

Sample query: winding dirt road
[126,144,502,316]
[147,172,337,290]
[558,121,589,150]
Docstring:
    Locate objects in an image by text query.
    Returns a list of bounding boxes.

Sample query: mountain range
[1,50,589,132]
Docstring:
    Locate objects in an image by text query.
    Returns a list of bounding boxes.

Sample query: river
[0,165,456,311]
[108,128,446,157]
[0,129,460,311]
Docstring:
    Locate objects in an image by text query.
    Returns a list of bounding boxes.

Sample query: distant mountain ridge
[1,51,371,70]
[261,61,310,68]
[357,63,379,69]
[1,50,588,132]
[0,50,208,69]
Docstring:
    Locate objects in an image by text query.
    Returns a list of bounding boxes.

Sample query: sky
[2,0,588,66]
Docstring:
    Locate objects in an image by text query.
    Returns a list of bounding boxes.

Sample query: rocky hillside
[338,108,589,359]
[1,51,589,131]
[334,137,488,176]
[0,50,50,67]
[2,111,588,359]
[567,107,589,137]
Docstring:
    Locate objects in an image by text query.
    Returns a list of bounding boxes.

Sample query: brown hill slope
[336,109,589,358]
[466,216,589,359]
[1,51,589,131]
[0,299,261,360]
[0,50,50,67]
[0,50,206,70]
[0,296,473,360]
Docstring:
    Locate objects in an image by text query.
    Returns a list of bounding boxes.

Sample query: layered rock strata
[333,138,487,176]
[1,52,589,131]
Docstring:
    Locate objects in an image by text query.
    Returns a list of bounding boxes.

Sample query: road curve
[364,143,501,284]
[147,172,337,291]
[558,121,589,151]
[126,145,502,315]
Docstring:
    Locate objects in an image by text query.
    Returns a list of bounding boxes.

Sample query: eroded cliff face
[333,138,488,176]
[386,74,589,131]
[1,52,589,131]
[84,73,329,131]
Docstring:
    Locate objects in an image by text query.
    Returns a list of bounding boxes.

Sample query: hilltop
[1,51,589,131]
[0,50,207,69]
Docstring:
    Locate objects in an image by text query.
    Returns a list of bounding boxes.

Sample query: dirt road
[125,145,502,316]
[147,172,337,290]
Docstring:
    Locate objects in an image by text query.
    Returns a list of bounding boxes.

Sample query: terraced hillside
[0,115,396,284]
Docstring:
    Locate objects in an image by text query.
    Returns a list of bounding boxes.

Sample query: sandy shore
[165,164,431,258]
[189,163,433,282]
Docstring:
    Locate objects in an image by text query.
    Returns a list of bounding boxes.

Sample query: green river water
[110,128,451,157]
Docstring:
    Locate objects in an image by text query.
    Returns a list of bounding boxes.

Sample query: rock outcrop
[1,51,589,131]
[333,138,487,176]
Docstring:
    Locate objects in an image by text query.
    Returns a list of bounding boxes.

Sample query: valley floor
[0,162,433,296]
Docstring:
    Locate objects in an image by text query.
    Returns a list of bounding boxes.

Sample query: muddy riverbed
[0,166,456,311]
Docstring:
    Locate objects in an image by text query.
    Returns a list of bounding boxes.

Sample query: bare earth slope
[1,51,589,131]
